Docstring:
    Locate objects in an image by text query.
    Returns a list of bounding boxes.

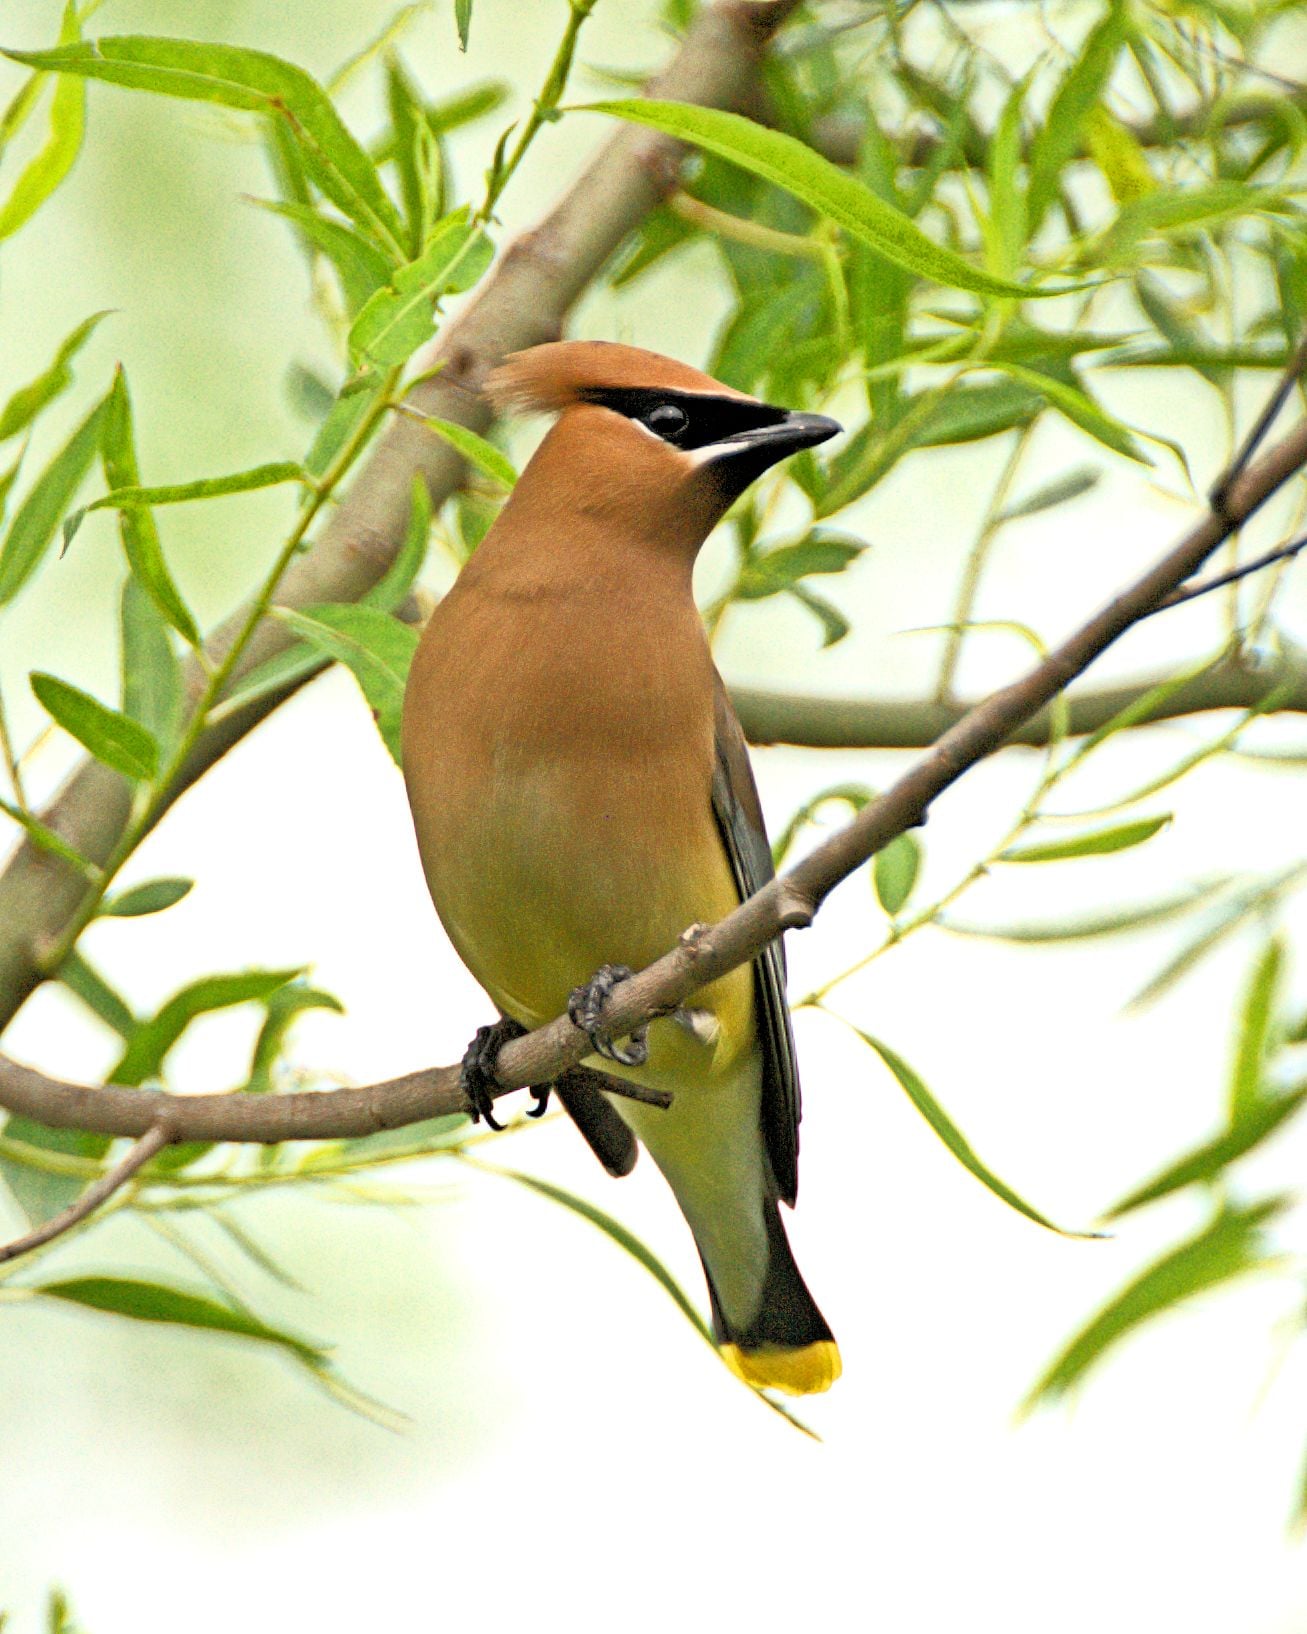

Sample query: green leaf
[108,968,302,1087]
[102,370,201,646]
[1106,1087,1307,1219]
[1022,1200,1284,1411]
[100,876,193,918]
[0,794,101,881]
[58,950,136,1038]
[85,460,307,514]
[990,362,1151,465]
[4,36,405,253]
[873,832,921,916]
[579,101,1084,301]
[1098,182,1293,264]
[997,466,1100,521]
[985,76,1028,279]
[1027,0,1129,233]
[1000,814,1171,862]
[209,643,323,720]
[480,1162,714,1345]
[789,584,849,648]
[348,209,493,364]
[773,781,873,868]
[384,53,436,256]
[735,530,865,600]
[0,390,108,605]
[30,671,159,781]
[274,604,418,764]
[120,576,183,749]
[426,80,506,134]
[304,386,371,479]
[0,3,85,243]
[244,982,343,1095]
[939,879,1231,943]
[1228,938,1284,1125]
[0,1118,109,1226]
[248,197,394,318]
[455,0,473,50]
[410,414,517,488]
[313,1113,467,1169]
[0,310,109,443]
[858,1031,1094,1236]
[363,473,431,610]
[0,444,24,523]
[35,1275,326,1362]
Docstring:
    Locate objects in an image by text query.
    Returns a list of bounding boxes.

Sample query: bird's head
[485,340,841,552]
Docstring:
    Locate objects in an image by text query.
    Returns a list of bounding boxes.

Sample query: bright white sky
[2,2,1307,1630]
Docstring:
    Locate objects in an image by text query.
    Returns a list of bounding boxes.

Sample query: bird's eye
[645,403,689,441]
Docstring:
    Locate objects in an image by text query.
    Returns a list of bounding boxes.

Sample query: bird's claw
[568,964,649,1067]
[459,1016,528,1129]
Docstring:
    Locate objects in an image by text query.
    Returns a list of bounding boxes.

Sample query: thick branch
[0,0,802,1032]
[3,406,1304,1145]
[732,644,1307,750]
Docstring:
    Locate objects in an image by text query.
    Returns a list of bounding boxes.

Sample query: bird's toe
[567,964,649,1067]
[459,1015,528,1129]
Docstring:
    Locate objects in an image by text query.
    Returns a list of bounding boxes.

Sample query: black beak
[705,409,842,497]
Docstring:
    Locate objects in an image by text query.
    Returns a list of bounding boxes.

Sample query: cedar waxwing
[401,341,842,1395]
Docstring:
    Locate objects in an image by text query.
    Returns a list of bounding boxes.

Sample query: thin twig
[1210,332,1307,516]
[0,1122,171,1264]
[1157,533,1307,611]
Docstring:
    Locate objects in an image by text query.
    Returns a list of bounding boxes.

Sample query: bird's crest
[486,340,749,416]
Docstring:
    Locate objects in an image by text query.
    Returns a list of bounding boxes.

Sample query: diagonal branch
[0,0,804,1033]
[0,1121,171,1263]
[3,387,1305,1146]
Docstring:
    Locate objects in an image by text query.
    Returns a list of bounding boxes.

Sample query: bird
[401,340,842,1395]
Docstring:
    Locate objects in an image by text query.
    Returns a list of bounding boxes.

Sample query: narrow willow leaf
[3,37,406,252]
[735,531,865,600]
[210,643,323,720]
[1073,654,1223,760]
[325,4,429,96]
[939,879,1231,943]
[305,387,371,479]
[100,876,193,918]
[1022,1200,1284,1411]
[212,1211,306,1291]
[362,473,430,610]
[87,461,307,513]
[1228,938,1285,1125]
[1027,0,1129,232]
[0,445,23,522]
[1099,183,1292,264]
[103,371,201,646]
[0,794,100,880]
[1106,1087,1307,1219]
[1130,864,1307,1010]
[859,1031,1096,1236]
[789,584,849,648]
[873,832,921,916]
[0,1119,109,1225]
[1086,104,1155,204]
[480,1162,714,1345]
[411,414,517,488]
[30,671,159,781]
[992,362,1150,464]
[455,0,473,50]
[0,391,108,605]
[36,1275,326,1361]
[248,197,394,317]
[312,1113,467,1169]
[120,576,183,749]
[0,310,110,443]
[0,3,84,243]
[1001,814,1170,863]
[426,80,506,134]
[985,75,1028,280]
[243,982,343,1095]
[108,968,302,1087]
[286,362,335,423]
[580,101,1084,300]
[773,781,874,868]
[384,54,428,255]
[58,949,136,1038]
[348,210,493,364]
[998,466,1099,521]
[274,604,418,765]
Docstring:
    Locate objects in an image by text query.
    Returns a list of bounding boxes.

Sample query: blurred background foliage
[2,0,1307,1625]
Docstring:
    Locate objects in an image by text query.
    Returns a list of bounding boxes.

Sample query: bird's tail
[701,1197,841,1397]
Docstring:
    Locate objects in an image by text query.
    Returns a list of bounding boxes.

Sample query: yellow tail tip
[720,1339,842,1396]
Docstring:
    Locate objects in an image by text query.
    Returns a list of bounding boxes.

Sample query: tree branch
[3,382,1304,1146]
[0,1121,170,1263]
[0,0,804,1033]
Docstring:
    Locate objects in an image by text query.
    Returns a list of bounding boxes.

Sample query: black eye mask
[578,386,790,451]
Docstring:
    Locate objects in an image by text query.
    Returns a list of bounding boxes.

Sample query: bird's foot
[459,1016,529,1130]
[567,964,649,1067]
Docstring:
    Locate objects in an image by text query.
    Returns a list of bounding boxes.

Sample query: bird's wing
[710,671,800,1205]
[555,1067,639,1178]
